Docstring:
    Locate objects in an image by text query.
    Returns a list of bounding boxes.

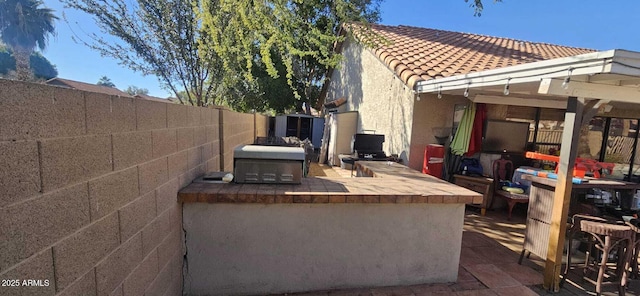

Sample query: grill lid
[354,134,385,151]
[234,145,305,161]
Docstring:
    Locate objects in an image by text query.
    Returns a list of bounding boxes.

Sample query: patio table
[520,174,640,261]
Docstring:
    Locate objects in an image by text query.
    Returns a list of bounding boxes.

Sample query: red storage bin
[422,144,444,179]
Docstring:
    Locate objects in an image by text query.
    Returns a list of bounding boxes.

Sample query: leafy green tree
[64,0,493,111]
[0,44,57,79]
[201,0,382,114]
[222,52,299,114]
[125,85,149,96]
[207,0,495,112]
[0,0,57,80]
[96,75,115,87]
[29,51,57,79]
[63,0,221,106]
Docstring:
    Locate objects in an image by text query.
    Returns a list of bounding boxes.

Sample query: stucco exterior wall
[408,94,470,171]
[183,203,464,295]
[327,39,415,164]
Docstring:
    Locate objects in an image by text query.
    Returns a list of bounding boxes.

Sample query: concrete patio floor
[287,163,640,296]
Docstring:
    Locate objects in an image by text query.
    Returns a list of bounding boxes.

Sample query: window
[578,117,606,161]
[604,118,638,180]
[512,108,565,155]
[503,105,640,182]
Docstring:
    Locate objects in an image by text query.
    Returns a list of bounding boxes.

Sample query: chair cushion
[502,186,525,194]
[496,190,529,201]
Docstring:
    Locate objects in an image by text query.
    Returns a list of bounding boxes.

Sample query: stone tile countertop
[178,161,482,204]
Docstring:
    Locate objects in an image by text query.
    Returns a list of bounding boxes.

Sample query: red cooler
[422,144,444,179]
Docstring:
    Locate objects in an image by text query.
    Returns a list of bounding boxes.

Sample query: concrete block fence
[0,79,264,296]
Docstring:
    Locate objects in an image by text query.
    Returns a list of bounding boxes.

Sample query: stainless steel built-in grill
[233,145,305,184]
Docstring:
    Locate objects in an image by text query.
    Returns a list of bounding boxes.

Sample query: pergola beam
[543,97,585,291]
[415,50,617,94]
[472,95,567,109]
[538,78,640,104]
[582,99,608,123]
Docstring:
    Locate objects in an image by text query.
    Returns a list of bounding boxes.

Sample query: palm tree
[0,0,57,80]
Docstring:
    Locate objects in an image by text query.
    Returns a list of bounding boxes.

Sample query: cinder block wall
[219,109,255,172]
[0,79,220,296]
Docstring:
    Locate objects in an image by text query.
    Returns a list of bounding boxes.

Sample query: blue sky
[41,0,640,98]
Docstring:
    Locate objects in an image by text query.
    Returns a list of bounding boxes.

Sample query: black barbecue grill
[353,134,387,160]
[339,134,388,177]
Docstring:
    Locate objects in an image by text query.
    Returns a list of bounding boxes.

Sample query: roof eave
[414,49,625,93]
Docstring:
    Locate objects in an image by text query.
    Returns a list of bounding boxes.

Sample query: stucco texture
[183,203,464,295]
[327,39,415,164]
[327,40,469,171]
[408,94,469,170]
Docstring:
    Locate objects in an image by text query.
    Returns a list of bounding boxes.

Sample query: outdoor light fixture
[463,84,470,98]
[503,78,511,95]
[561,77,571,89]
[562,68,573,89]
[437,86,442,99]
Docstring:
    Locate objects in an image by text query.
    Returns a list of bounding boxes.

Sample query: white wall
[183,203,464,295]
[327,39,416,164]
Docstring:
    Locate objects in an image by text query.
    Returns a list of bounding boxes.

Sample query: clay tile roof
[46,78,133,97]
[360,24,595,88]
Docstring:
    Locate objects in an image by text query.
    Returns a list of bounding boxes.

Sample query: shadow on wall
[329,38,364,113]
[388,90,411,163]
[328,39,413,163]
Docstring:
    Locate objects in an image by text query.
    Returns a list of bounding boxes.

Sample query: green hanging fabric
[450,103,476,156]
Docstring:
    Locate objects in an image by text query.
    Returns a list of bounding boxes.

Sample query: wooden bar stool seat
[563,214,608,285]
[577,220,634,296]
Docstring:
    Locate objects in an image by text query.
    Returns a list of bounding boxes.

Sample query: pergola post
[543,96,585,291]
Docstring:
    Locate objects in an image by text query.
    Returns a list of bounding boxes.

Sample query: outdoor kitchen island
[178,161,482,295]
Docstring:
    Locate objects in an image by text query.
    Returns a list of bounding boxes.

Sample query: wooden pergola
[415,49,640,291]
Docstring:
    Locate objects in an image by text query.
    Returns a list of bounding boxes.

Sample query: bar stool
[626,221,640,279]
[563,214,609,286]
[578,220,635,296]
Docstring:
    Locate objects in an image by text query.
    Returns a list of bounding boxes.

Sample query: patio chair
[492,158,529,220]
